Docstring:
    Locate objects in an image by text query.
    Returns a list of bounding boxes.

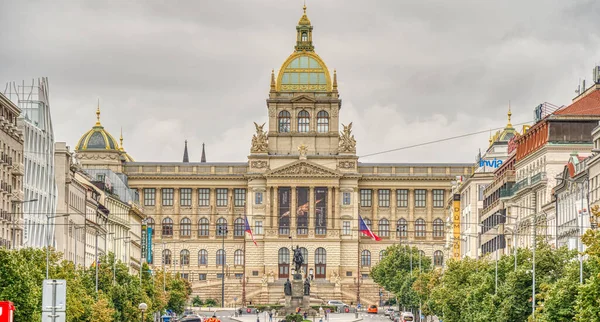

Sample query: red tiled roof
[555,88,600,115]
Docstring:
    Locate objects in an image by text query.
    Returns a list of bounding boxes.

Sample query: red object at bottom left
[0,301,15,322]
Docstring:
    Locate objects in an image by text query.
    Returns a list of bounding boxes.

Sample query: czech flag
[359,215,381,241]
[244,216,258,246]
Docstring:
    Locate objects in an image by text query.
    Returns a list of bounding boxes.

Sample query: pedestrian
[269,312,273,322]
[303,311,307,319]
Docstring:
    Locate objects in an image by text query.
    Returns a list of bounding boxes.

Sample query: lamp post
[45,213,70,279]
[138,302,147,322]
[218,224,228,308]
[508,204,546,320]
[12,199,37,250]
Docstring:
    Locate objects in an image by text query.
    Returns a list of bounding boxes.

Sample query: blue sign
[479,158,503,168]
[146,227,153,263]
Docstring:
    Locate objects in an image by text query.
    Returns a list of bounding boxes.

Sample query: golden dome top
[118,128,135,162]
[75,102,120,152]
[276,51,331,92]
[298,4,311,26]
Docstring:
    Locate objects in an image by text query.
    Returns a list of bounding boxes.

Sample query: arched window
[234,249,244,265]
[278,247,290,278]
[361,250,371,267]
[198,249,208,265]
[162,249,171,265]
[180,217,191,237]
[216,217,228,236]
[278,111,291,133]
[419,250,426,259]
[434,250,444,266]
[378,218,389,237]
[234,217,245,237]
[298,110,310,133]
[162,218,173,236]
[317,111,329,133]
[315,247,326,264]
[301,32,308,42]
[146,217,155,237]
[380,250,386,261]
[415,218,425,238]
[216,249,226,266]
[198,218,209,237]
[364,218,372,228]
[396,218,407,238]
[180,249,190,265]
[433,218,444,238]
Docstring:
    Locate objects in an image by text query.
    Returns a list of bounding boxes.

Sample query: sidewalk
[231,313,362,322]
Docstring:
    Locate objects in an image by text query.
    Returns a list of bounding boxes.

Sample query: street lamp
[507,204,547,320]
[138,302,147,322]
[218,224,228,308]
[12,199,37,249]
[46,213,70,279]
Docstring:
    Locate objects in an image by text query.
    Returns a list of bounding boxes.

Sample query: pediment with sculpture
[266,160,341,178]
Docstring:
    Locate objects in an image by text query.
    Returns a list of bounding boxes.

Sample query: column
[174,188,180,213]
[291,186,297,234]
[210,188,216,223]
[324,186,332,230]
[427,189,433,241]
[309,187,315,230]
[272,186,278,228]
[391,189,397,229]
[333,187,340,230]
[373,189,379,232]
[408,189,414,243]
[228,188,234,228]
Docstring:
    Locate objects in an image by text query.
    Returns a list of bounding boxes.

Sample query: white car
[384,308,395,316]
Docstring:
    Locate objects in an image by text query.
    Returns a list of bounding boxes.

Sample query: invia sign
[479,158,503,168]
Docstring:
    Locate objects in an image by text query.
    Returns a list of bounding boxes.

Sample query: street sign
[41,279,66,322]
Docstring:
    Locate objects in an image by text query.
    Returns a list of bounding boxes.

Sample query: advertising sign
[452,194,461,259]
[278,188,291,233]
[315,187,328,234]
[146,227,153,264]
[296,187,309,234]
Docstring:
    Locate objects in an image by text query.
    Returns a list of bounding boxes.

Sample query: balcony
[530,172,547,185]
[11,163,23,176]
[10,190,23,202]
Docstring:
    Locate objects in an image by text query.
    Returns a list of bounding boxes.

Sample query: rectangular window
[162,188,174,206]
[315,187,328,235]
[343,192,351,205]
[397,189,408,207]
[234,188,246,207]
[144,188,156,206]
[216,188,228,207]
[360,189,372,207]
[217,273,224,279]
[342,221,351,235]
[378,189,390,207]
[252,271,259,276]
[414,189,426,208]
[255,220,263,235]
[180,188,192,206]
[198,273,207,281]
[433,189,445,208]
[235,273,244,279]
[198,188,210,206]
[255,192,263,205]
[181,273,189,281]
[346,271,352,277]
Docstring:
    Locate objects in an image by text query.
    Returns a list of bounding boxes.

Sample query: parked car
[327,300,349,312]
[392,312,402,321]
[384,308,395,316]
[367,305,378,314]
[399,312,414,321]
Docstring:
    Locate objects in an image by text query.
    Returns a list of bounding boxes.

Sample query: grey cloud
[1,0,600,163]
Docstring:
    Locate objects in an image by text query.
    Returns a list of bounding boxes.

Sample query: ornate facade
[74,6,471,306]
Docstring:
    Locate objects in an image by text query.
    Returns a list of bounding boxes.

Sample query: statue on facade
[304,278,311,296]
[298,144,308,159]
[293,245,304,273]
[251,122,268,153]
[339,123,356,153]
[284,279,292,296]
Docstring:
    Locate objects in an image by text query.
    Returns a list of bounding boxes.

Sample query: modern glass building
[4,78,58,248]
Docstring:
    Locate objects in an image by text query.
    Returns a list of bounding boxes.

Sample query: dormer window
[301,32,308,42]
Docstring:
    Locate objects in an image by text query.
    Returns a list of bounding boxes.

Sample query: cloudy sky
[1,0,599,163]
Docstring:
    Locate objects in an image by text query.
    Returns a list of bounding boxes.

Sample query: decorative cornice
[266,160,341,178]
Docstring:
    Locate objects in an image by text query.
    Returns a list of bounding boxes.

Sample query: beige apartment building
[0,93,25,249]
[73,6,471,306]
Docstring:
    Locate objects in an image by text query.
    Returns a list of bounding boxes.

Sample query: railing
[530,172,547,185]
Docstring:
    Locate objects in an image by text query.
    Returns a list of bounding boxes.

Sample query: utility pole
[95,230,99,293]
[219,225,228,308]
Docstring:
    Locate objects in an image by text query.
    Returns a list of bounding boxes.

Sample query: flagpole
[242,216,247,308]
[357,215,361,308]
